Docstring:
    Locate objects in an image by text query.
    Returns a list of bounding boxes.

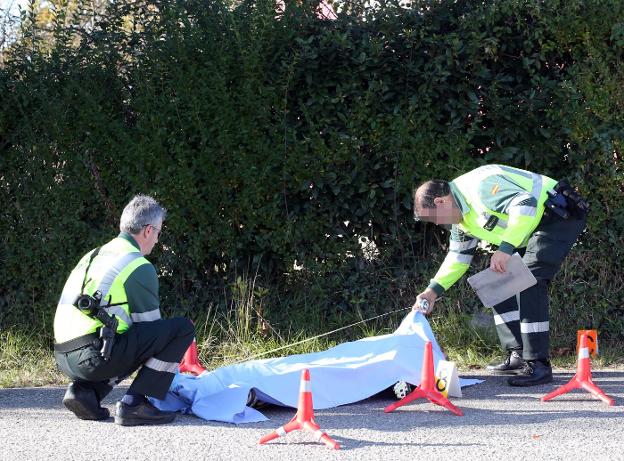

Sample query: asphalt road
[0,369,622,460]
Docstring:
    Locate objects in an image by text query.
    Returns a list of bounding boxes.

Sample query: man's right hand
[412,288,438,315]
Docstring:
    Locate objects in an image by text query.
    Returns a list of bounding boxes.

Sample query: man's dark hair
[413,179,450,220]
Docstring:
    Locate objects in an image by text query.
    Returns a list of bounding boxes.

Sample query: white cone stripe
[494,310,520,325]
[313,429,325,441]
[300,380,311,392]
[578,347,590,359]
[276,426,287,437]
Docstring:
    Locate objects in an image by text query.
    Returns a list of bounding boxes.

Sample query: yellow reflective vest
[428,165,558,295]
[54,235,158,343]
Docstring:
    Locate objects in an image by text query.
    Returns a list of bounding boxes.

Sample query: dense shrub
[1,0,622,345]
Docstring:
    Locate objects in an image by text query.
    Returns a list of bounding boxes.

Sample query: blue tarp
[152,312,482,424]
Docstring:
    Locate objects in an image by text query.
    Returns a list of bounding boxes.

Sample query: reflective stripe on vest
[452,165,557,248]
[431,165,558,293]
[97,252,144,303]
[58,252,143,307]
[54,238,149,343]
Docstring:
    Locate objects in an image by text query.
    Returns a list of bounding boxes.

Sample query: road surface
[0,369,622,460]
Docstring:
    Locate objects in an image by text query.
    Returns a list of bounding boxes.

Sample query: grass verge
[2,309,623,389]
[0,329,66,387]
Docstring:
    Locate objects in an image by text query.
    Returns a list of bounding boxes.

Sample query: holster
[95,310,118,360]
[544,180,589,220]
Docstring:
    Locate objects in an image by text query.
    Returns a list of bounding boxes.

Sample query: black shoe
[62,382,110,421]
[507,360,553,387]
[114,400,176,426]
[486,351,525,375]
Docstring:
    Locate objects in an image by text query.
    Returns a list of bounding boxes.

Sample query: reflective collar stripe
[145,357,179,374]
[97,252,143,303]
[131,309,161,322]
[300,380,311,393]
[104,306,133,327]
[493,310,520,325]
[520,321,549,333]
[276,426,287,437]
[449,239,478,252]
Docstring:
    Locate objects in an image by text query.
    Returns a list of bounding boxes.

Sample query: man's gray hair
[119,194,167,234]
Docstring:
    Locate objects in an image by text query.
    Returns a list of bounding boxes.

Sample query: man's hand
[490,250,511,273]
[412,288,438,315]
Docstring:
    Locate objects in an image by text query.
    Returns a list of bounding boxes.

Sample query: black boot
[507,359,553,387]
[486,350,525,375]
[62,382,110,421]
[114,400,176,426]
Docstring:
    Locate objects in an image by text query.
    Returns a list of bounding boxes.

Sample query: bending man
[413,164,587,386]
[53,194,195,425]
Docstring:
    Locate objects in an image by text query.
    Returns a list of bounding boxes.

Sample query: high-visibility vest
[429,164,558,294]
[54,237,150,343]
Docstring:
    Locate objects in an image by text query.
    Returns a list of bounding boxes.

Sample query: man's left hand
[490,251,511,273]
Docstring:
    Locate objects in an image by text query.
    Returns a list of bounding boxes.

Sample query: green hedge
[1,0,622,344]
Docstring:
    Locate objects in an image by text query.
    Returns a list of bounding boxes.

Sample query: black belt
[54,333,101,353]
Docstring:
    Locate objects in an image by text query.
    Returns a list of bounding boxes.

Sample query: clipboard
[467,253,537,307]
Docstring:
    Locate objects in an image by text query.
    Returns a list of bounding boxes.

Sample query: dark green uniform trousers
[55,317,195,402]
[491,213,586,361]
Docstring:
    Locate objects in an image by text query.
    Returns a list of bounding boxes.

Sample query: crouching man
[53,194,195,425]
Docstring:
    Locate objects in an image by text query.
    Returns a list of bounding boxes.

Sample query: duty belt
[543,179,589,220]
[54,333,101,353]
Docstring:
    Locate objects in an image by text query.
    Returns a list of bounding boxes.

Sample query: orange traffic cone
[259,369,340,450]
[541,333,614,406]
[384,341,463,416]
[179,338,207,376]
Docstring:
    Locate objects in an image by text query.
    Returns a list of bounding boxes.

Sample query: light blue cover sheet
[152,312,482,423]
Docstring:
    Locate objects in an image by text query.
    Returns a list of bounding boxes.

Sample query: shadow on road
[1,370,621,432]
